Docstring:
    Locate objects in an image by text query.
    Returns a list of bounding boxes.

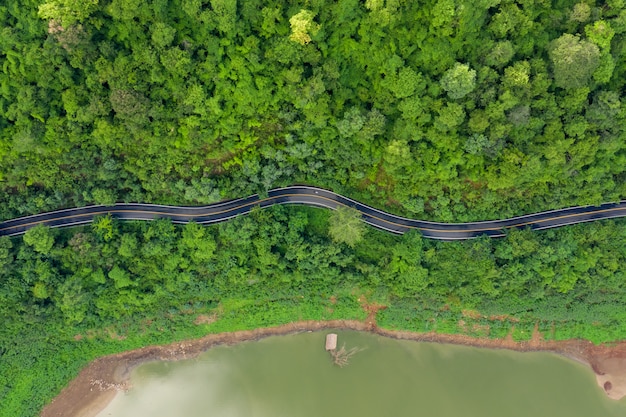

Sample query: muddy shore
[40,319,626,417]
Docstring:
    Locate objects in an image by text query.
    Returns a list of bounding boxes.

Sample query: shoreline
[40,320,626,417]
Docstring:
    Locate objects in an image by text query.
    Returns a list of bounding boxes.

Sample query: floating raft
[325,333,337,351]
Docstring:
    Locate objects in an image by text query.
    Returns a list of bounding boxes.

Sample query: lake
[97,331,626,417]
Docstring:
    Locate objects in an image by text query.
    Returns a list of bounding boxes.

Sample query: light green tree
[431,0,455,36]
[23,224,55,255]
[549,34,600,89]
[289,9,320,45]
[381,66,424,99]
[151,22,176,49]
[210,0,237,35]
[503,61,530,88]
[328,206,365,247]
[440,63,476,100]
[179,222,217,264]
[33,282,50,299]
[569,2,591,23]
[336,107,365,138]
[436,102,465,131]
[38,0,99,27]
[585,21,616,84]
[182,0,201,18]
[92,214,115,241]
[593,54,615,84]
[365,0,384,11]
[118,233,138,258]
[109,265,133,289]
[384,140,412,167]
[585,20,615,52]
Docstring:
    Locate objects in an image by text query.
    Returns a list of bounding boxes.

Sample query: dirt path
[41,320,626,417]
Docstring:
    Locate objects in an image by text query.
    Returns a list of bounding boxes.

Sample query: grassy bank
[1,293,365,417]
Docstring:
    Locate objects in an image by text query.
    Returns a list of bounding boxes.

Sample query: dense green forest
[2,0,626,415]
[1,0,625,220]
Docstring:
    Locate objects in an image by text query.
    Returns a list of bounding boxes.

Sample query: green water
[98,331,626,417]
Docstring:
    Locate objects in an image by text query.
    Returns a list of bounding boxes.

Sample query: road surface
[1,185,625,241]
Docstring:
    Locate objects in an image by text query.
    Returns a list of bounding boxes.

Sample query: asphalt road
[1,185,626,241]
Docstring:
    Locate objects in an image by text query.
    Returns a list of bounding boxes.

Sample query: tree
[365,0,384,11]
[179,222,216,264]
[118,233,138,258]
[435,102,465,131]
[569,2,590,23]
[503,61,530,89]
[356,109,386,142]
[336,107,365,138]
[38,0,99,27]
[289,9,320,45]
[585,21,616,84]
[260,7,284,38]
[593,54,615,84]
[23,225,55,255]
[151,22,176,49]
[585,21,614,52]
[381,66,424,99]
[0,237,13,270]
[160,47,192,78]
[109,89,149,124]
[549,34,600,89]
[92,214,115,241]
[440,63,476,100]
[485,41,515,68]
[384,140,412,167]
[210,0,237,35]
[109,265,133,289]
[56,277,87,324]
[328,206,365,247]
[383,231,429,297]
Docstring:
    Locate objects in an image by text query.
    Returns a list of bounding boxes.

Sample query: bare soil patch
[41,319,626,417]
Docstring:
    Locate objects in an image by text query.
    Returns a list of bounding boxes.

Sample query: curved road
[1,185,626,241]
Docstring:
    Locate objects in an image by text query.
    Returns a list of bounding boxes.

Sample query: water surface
[98,331,626,417]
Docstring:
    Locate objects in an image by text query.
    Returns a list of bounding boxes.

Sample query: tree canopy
[0,0,623,224]
[549,34,601,89]
[440,63,477,100]
[328,206,366,247]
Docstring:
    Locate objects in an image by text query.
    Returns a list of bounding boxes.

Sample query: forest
[1,0,626,415]
[1,0,625,221]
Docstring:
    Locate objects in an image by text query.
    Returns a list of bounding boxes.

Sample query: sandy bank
[40,320,626,417]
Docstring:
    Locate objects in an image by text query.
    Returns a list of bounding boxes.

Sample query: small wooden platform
[325,333,337,351]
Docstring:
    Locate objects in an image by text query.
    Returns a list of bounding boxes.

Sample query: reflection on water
[98,331,626,417]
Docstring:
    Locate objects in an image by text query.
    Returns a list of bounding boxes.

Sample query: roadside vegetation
[3,209,626,416]
[1,0,626,416]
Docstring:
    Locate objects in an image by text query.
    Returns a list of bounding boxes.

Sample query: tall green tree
[23,225,54,255]
[38,0,99,27]
[549,34,600,89]
[328,206,365,247]
[440,63,476,100]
